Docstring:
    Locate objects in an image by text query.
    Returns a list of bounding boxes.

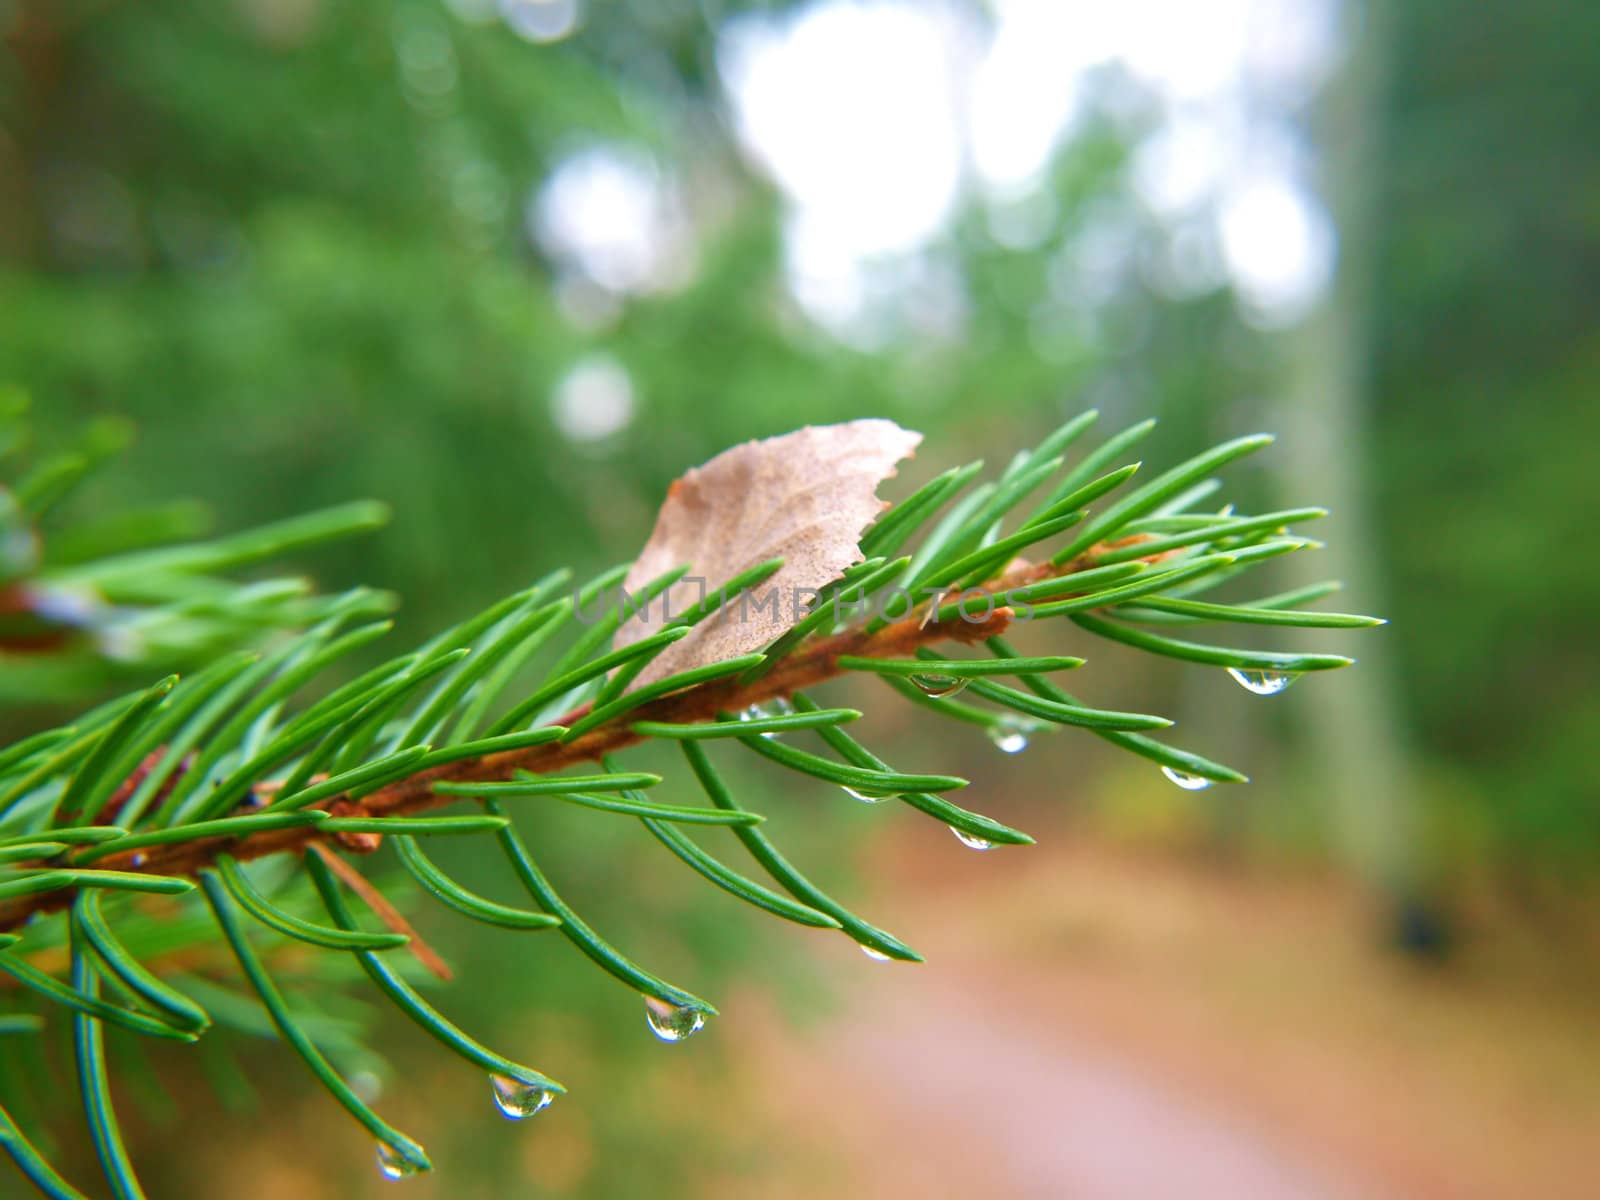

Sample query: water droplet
[1160,766,1213,791]
[859,944,893,962]
[841,785,890,803]
[1226,667,1301,696]
[949,826,995,850]
[490,1074,554,1120]
[129,852,148,869]
[643,995,706,1042]
[375,1142,426,1181]
[740,701,789,738]
[909,673,969,699]
[986,716,1035,754]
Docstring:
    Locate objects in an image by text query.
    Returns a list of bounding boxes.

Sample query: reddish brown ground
[701,838,1600,1200]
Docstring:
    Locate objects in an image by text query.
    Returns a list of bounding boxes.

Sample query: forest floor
[706,836,1600,1200]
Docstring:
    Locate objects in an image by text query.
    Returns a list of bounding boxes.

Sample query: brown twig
[0,547,1139,935]
[307,842,452,981]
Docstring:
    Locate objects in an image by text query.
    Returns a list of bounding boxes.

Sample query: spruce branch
[0,555,1057,927]
[0,412,1383,1195]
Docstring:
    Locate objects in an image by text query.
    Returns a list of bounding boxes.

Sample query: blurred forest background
[3,0,1598,1197]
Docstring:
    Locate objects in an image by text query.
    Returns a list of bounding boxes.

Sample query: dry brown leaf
[614,420,923,689]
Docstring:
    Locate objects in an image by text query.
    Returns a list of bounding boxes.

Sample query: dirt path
[722,957,1376,1200]
[825,984,1370,1199]
[710,840,1600,1199]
